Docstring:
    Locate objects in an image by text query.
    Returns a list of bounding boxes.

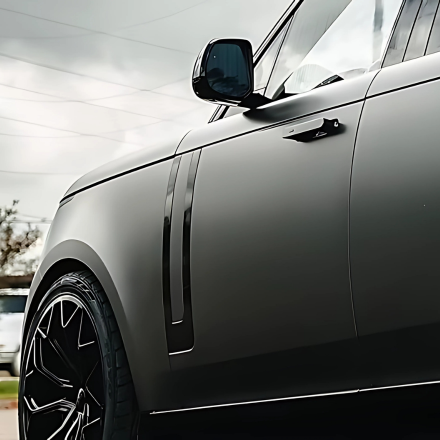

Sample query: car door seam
[367,72,440,100]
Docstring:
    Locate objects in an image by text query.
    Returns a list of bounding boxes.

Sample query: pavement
[0,370,18,440]
[0,410,17,440]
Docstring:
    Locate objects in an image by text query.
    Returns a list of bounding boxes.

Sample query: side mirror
[192,39,270,109]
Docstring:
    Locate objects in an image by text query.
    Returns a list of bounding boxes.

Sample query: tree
[0,200,41,276]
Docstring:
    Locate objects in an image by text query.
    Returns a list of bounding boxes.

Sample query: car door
[166,0,405,409]
[350,0,440,388]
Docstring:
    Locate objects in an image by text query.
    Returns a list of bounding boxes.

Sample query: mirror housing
[192,39,270,109]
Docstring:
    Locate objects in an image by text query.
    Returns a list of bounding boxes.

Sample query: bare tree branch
[0,201,41,275]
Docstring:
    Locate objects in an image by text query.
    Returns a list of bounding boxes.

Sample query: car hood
[62,133,187,201]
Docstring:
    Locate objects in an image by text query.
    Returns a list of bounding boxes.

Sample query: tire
[18,270,137,440]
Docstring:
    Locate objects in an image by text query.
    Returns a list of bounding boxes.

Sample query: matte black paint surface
[169,88,368,408]
[29,161,176,411]
[169,338,366,409]
[351,56,440,386]
[63,135,182,200]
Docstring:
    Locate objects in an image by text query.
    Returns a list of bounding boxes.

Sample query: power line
[0,75,200,105]
[11,220,52,224]
[0,50,172,92]
[0,59,198,124]
[0,113,156,149]
[0,6,196,55]
[16,211,51,219]
[115,0,209,30]
[0,132,80,138]
[0,169,79,175]
[0,89,142,103]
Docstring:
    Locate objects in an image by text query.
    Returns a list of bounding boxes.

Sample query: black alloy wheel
[19,271,137,440]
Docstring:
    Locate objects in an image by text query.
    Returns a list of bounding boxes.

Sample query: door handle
[283,118,341,142]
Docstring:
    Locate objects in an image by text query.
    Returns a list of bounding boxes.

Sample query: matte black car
[19,0,440,438]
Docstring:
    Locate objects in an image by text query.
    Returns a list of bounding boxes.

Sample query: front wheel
[19,271,137,439]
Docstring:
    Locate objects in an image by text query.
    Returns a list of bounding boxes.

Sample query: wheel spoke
[22,295,105,440]
[64,413,81,440]
[85,361,105,410]
[82,416,101,440]
[52,302,84,380]
[86,386,103,409]
[23,395,75,415]
[85,362,103,409]
[78,308,96,348]
[46,301,62,339]
[61,300,80,328]
[49,337,79,380]
[34,336,72,388]
[46,406,77,440]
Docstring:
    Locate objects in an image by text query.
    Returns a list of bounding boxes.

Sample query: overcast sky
[0,0,291,259]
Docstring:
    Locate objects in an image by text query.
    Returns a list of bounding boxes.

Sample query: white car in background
[0,289,27,376]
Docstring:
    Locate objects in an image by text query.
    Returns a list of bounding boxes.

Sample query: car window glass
[0,296,27,313]
[267,0,404,100]
[383,0,422,67]
[405,0,439,61]
[254,25,288,91]
[426,1,440,54]
[223,20,289,119]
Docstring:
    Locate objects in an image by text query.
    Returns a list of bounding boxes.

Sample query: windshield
[266,0,404,99]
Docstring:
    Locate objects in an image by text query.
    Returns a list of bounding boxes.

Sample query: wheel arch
[24,257,87,338]
[24,239,138,403]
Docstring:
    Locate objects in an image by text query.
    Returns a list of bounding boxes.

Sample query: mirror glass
[206,43,251,98]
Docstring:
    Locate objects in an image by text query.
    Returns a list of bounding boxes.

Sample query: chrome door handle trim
[283,118,341,142]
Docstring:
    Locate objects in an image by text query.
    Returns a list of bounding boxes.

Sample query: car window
[383,0,422,67]
[384,0,440,66]
[266,0,404,100]
[427,1,440,54]
[254,24,289,92]
[0,296,27,313]
[404,0,439,60]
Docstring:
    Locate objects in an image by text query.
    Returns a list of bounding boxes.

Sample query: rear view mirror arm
[238,93,272,109]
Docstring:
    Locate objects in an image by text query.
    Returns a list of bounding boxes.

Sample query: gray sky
[0,0,291,259]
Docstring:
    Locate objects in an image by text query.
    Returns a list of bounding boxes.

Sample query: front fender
[25,157,176,411]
